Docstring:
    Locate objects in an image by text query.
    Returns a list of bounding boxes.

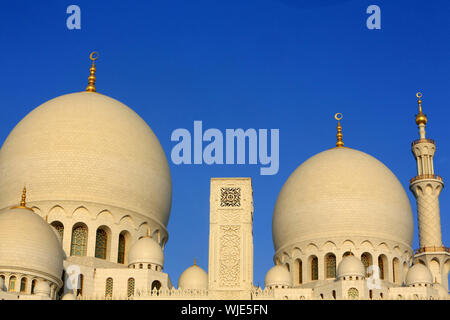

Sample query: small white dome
[128,237,164,267]
[265,265,292,288]
[34,280,51,296]
[406,264,433,286]
[178,263,208,290]
[337,255,365,279]
[61,292,77,300]
[0,207,64,283]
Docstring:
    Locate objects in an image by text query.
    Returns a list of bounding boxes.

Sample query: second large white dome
[273,147,413,252]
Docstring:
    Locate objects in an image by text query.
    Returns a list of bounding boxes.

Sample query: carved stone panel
[220,188,241,207]
[219,225,241,287]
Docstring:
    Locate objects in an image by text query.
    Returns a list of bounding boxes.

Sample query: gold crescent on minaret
[334,113,343,121]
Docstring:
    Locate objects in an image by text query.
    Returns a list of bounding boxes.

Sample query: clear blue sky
[0,0,448,286]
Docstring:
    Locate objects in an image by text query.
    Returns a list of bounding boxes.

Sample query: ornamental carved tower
[409,93,449,290]
[208,178,254,299]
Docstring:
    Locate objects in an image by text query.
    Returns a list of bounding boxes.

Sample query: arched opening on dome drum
[325,253,336,278]
[20,277,27,293]
[361,252,372,276]
[151,280,162,291]
[285,263,290,272]
[117,231,131,265]
[105,277,113,299]
[127,278,135,297]
[309,256,318,281]
[51,221,64,240]
[8,276,16,292]
[77,274,84,296]
[295,259,302,285]
[378,255,388,280]
[95,226,110,260]
[392,258,401,284]
[31,279,37,294]
[71,223,88,257]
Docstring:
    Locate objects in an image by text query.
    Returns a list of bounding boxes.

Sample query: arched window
[20,277,27,293]
[348,287,359,300]
[361,252,372,276]
[151,280,161,290]
[71,224,88,256]
[393,258,400,284]
[285,263,290,272]
[95,228,108,259]
[8,276,16,292]
[105,277,113,298]
[310,256,318,281]
[31,279,37,294]
[51,221,64,240]
[295,259,302,284]
[378,255,386,280]
[117,233,126,264]
[77,274,84,296]
[325,253,336,278]
[332,290,336,299]
[127,278,135,297]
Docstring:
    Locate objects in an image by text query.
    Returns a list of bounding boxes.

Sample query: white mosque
[0,54,448,300]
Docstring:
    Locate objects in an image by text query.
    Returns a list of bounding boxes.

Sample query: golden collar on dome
[86,51,99,93]
[415,92,427,125]
[11,186,34,211]
[335,113,344,148]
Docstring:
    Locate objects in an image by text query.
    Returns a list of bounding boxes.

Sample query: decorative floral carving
[219,225,240,287]
[220,188,241,207]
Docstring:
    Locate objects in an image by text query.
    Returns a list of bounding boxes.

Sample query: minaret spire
[86,51,99,92]
[409,92,449,291]
[335,113,344,148]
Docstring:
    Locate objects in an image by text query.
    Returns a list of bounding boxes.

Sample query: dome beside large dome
[0,92,172,227]
[273,147,414,252]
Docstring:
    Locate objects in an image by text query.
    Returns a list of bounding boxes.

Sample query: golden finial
[86,52,99,92]
[12,186,33,211]
[335,113,344,148]
[194,258,197,266]
[415,92,427,125]
[146,228,150,237]
[20,186,26,207]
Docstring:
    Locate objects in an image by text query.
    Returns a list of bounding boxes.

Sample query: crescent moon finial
[416,92,422,99]
[89,51,99,61]
[335,113,344,148]
[86,52,99,92]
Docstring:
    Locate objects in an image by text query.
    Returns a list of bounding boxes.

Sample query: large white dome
[0,92,172,227]
[0,207,64,283]
[273,147,414,252]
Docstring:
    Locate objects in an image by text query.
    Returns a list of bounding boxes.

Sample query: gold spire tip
[194,258,197,265]
[86,51,99,93]
[415,92,427,125]
[11,186,33,211]
[334,113,344,148]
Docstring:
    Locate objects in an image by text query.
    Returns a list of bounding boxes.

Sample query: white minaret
[409,92,449,290]
[208,178,254,299]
